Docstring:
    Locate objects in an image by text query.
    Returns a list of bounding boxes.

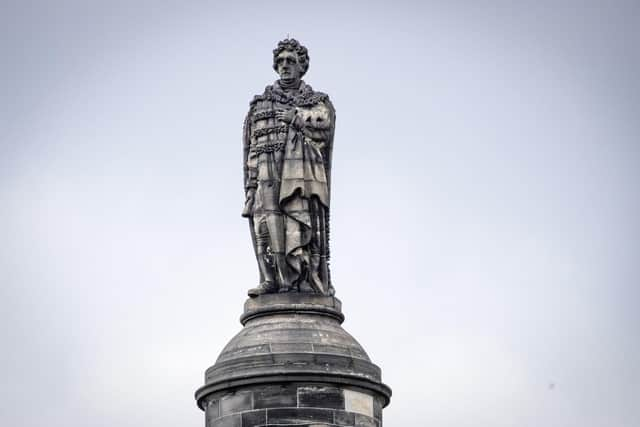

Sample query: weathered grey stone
[334,410,356,426]
[298,386,344,409]
[198,296,390,405]
[195,38,390,427]
[253,384,297,408]
[373,396,382,421]
[344,390,373,417]
[196,294,391,426]
[267,407,334,424]
[271,342,313,353]
[334,411,356,426]
[220,392,252,416]
[211,414,241,427]
[313,344,352,356]
[205,397,219,420]
[263,425,340,427]
[354,413,377,427]
[242,39,335,298]
[241,409,267,427]
[241,293,344,324]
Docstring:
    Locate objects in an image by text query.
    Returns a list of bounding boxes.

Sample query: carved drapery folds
[242,39,335,298]
[196,40,391,427]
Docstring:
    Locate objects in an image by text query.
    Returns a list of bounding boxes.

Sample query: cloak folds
[243,81,335,294]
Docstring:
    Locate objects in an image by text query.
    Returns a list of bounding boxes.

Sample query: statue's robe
[243,80,335,294]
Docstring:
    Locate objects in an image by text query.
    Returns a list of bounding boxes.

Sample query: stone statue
[197,41,391,424]
[242,39,335,298]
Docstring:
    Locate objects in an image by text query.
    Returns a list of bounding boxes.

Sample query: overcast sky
[1,1,639,426]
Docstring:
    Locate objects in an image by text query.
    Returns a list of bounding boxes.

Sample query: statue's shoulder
[302,82,326,96]
[247,82,333,110]
[249,84,276,107]
[298,83,332,107]
[311,90,331,106]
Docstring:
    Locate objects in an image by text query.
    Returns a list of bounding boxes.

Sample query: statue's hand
[241,188,255,218]
[275,108,296,124]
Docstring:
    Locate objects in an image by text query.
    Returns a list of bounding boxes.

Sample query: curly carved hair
[272,38,310,77]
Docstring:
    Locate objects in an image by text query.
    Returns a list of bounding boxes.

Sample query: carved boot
[247,281,278,297]
[248,254,277,297]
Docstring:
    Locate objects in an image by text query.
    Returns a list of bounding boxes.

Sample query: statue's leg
[248,216,265,285]
[308,197,326,294]
[265,213,291,292]
[319,201,334,295]
[248,217,278,297]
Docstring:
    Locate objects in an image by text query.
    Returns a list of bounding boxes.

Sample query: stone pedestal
[195,294,391,427]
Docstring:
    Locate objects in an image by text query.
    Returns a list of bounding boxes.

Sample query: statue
[242,39,335,298]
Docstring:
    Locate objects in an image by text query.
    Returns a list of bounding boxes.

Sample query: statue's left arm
[294,98,335,193]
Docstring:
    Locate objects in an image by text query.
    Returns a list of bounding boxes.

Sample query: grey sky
[1,1,639,426]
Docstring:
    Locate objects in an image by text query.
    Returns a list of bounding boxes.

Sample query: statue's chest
[250,99,315,143]
[250,100,288,144]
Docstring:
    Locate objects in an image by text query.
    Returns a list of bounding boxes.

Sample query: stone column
[195,294,391,427]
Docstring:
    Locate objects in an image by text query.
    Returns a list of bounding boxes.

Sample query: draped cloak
[243,80,335,293]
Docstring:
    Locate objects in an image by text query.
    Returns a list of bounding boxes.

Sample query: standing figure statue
[242,39,335,298]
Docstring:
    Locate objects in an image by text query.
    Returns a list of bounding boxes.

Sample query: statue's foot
[247,281,278,298]
[297,280,313,293]
[309,271,325,294]
[278,282,292,293]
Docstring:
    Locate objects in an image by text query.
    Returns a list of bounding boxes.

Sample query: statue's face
[275,50,302,82]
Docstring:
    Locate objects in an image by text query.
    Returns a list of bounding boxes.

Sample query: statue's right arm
[242,110,258,190]
[242,110,257,218]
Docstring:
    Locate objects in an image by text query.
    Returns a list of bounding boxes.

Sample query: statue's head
[272,38,309,84]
